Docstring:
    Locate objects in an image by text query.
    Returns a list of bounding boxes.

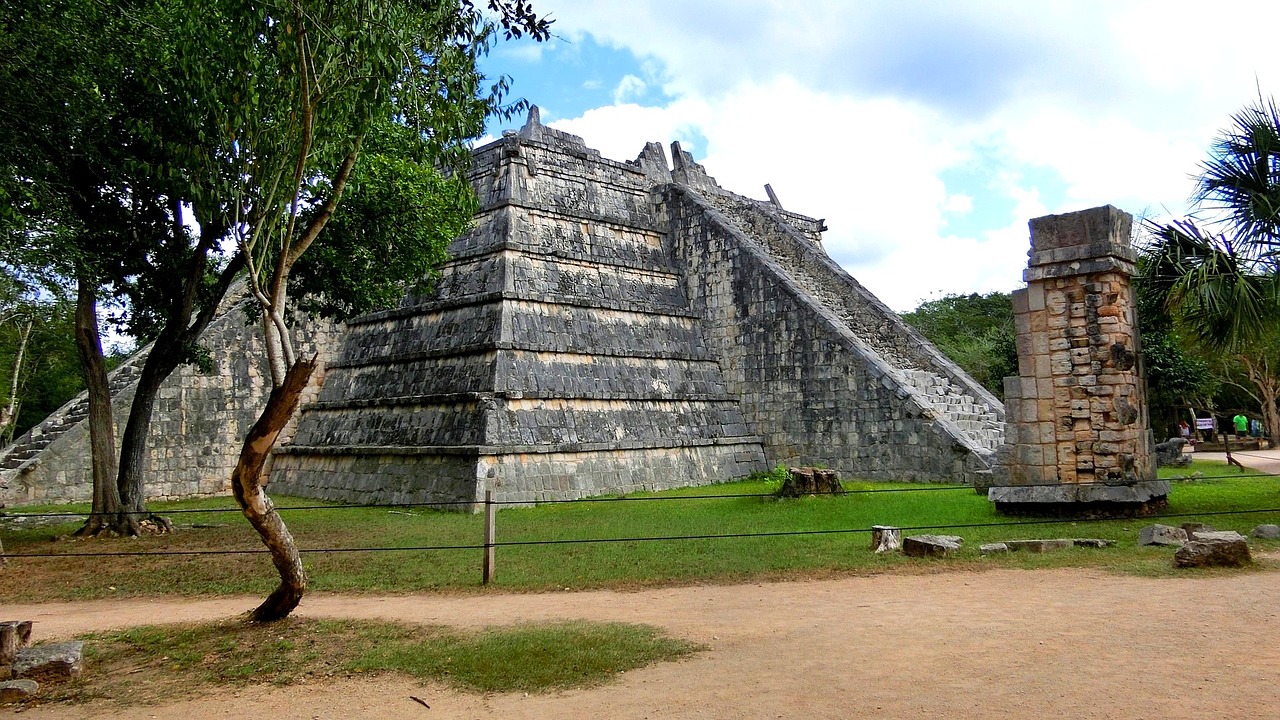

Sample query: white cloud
[526,0,1280,309]
[943,194,974,216]
[611,74,648,104]
[496,41,546,64]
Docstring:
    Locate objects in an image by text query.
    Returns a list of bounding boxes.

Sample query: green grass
[3,460,1278,602]
[49,617,698,706]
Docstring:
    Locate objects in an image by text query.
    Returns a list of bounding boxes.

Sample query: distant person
[1233,413,1249,438]
[1179,421,1190,440]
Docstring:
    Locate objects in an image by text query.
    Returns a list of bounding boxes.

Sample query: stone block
[979,542,1009,555]
[13,642,83,684]
[902,534,963,558]
[1004,538,1073,553]
[870,525,901,554]
[1190,530,1246,543]
[1181,522,1216,538]
[1174,535,1251,568]
[1138,524,1187,546]
[0,679,39,703]
[1250,524,1280,539]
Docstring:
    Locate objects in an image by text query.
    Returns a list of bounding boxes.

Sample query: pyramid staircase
[1,350,149,472]
[667,151,1004,475]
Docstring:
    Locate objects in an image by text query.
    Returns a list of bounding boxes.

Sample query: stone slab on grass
[1190,530,1248,543]
[1072,538,1115,548]
[903,535,963,558]
[1174,534,1251,569]
[14,642,83,684]
[980,542,1009,555]
[1138,524,1187,546]
[0,679,38,703]
[1251,524,1280,539]
[1005,539,1074,553]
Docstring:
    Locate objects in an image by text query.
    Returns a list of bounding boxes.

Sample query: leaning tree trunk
[72,277,134,536]
[231,356,317,622]
[115,346,182,533]
[116,247,244,531]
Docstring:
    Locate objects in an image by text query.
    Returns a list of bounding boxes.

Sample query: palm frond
[1143,218,1280,351]
[1195,94,1280,252]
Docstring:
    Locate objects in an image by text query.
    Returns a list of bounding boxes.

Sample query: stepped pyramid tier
[658,144,1003,483]
[267,113,768,505]
[2,106,1005,509]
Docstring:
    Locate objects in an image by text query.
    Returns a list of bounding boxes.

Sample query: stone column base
[989,480,1170,517]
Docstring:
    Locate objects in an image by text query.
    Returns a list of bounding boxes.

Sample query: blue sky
[478,0,1279,311]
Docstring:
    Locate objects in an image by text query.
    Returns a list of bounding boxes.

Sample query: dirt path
[8,566,1280,719]
[1194,446,1280,474]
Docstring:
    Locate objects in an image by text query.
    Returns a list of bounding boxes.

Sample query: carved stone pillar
[990,205,1167,514]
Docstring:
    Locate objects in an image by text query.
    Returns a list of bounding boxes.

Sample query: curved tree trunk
[72,276,135,536]
[116,347,181,532]
[231,356,316,622]
[115,249,243,534]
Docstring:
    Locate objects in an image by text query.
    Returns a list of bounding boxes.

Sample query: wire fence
[6,472,1278,520]
[4,473,1279,579]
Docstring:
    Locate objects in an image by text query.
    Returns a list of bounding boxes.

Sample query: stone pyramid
[3,107,1006,508]
[268,112,767,504]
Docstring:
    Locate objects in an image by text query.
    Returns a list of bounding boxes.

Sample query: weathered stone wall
[990,205,1165,507]
[271,113,767,505]
[661,179,998,483]
[1,294,340,506]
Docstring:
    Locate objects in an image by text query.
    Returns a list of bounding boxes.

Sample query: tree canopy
[902,291,1018,398]
[1,0,550,592]
[1144,93,1280,439]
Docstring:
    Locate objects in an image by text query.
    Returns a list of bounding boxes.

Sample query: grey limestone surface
[4,107,1005,508]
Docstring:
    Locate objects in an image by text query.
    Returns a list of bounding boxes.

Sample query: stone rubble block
[1188,530,1248,543]
[13,641,84,684]
[1250,524,1280,539]
[869,525,901,553]
[1138,524,1187,546]
[902,534,964,558]
[1004,539,1074,553]
[0,679,39,703]
[1072,538,1115,548]
[1181,522,1216,538]
[1174,534,1251,568]
[979,542,1009,555]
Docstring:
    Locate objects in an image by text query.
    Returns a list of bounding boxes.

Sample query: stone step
[725,200,1005,454]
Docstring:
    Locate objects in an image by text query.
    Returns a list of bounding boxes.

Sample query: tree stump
[778,467,844,497]
[870,525,901,553]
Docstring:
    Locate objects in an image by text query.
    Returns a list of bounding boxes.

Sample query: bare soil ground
[7,565,1280,719]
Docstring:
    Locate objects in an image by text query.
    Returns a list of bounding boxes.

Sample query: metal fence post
[482,489,495,584]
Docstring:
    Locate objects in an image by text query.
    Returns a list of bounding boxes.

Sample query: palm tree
[1145,94,1280,443]
[1147,94,1280,352]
